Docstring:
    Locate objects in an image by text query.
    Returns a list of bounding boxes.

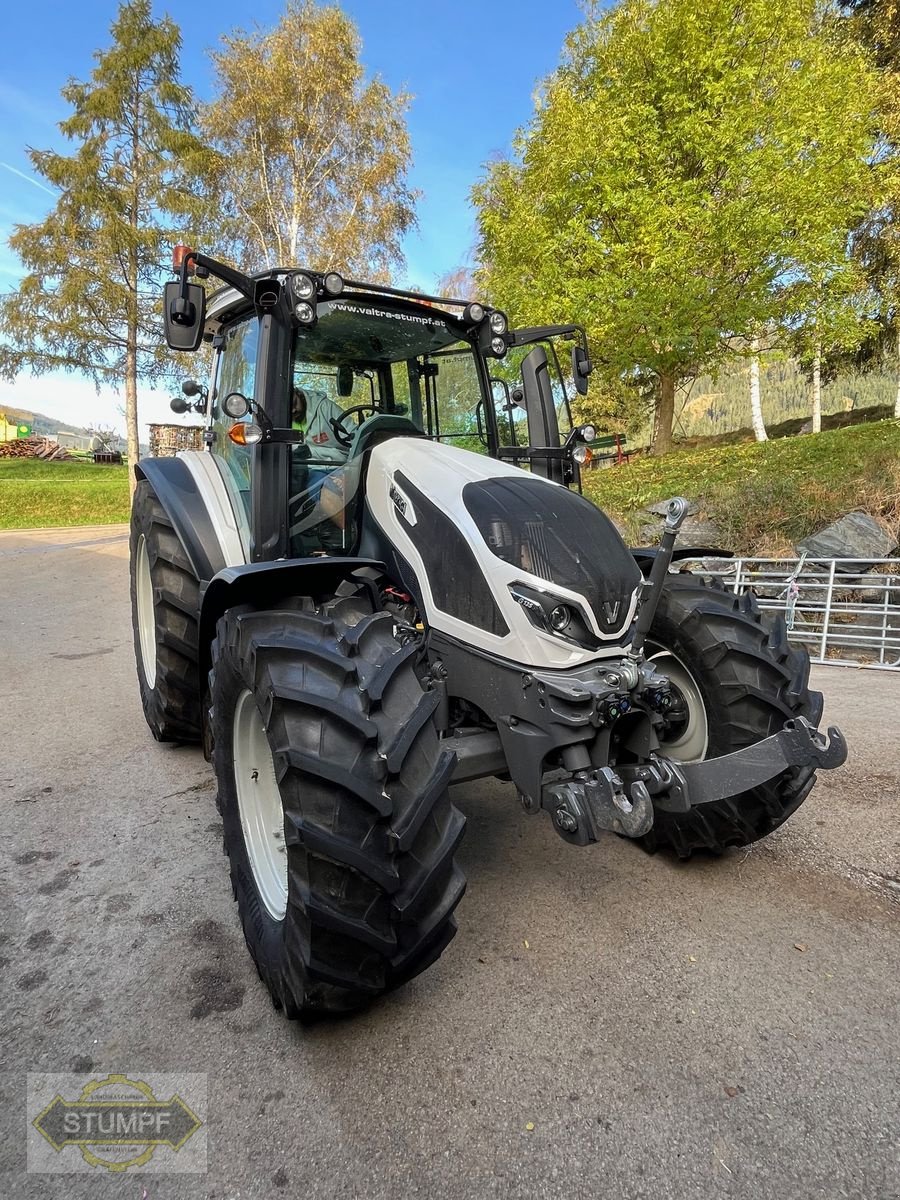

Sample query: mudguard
[198,558,385,678]
[135,457,226,583]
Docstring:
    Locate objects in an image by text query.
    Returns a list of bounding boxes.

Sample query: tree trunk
[127,82,141,499]
[125,333,139,497]
[811,344,822,434]
[895,325,900,421]
[749,338,768,442]
[651,373,675,456]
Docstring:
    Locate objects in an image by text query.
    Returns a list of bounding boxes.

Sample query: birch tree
[200,1,417,278]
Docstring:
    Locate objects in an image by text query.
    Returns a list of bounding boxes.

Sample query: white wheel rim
[232,689,288,920]
[135,535,157,688]
[646,647,709,763]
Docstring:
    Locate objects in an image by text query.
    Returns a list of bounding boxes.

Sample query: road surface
[0,526,897,1199]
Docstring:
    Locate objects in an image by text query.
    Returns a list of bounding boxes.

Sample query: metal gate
[676,557,900,670]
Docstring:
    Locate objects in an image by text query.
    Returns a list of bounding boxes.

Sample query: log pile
[148,423,204,456]
[0,436,73,461]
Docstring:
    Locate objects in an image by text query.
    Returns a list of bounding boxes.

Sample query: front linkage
[432,497,848,849]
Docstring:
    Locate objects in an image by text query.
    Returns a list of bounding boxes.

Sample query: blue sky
[0,0,582,437]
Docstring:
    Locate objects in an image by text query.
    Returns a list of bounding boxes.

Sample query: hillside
[673,358,897,440]
[584,418,900,554]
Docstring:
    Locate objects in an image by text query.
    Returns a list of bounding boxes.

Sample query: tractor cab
[162,249,595,562]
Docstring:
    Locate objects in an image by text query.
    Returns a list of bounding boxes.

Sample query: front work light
[292,273,315,301]
[490,336,507,356]
[572,445,593,466]
[579,424,596,442]
[323,272,344,296]
[295,301,315,324]
[228,423,263,446]
[464,302,485,324]
[489,311,507,335]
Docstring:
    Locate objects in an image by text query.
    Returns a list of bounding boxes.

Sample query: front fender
[199,558,385,679]
[135,456,225,584]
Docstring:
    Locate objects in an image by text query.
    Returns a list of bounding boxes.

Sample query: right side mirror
[163,280,207,351]
[572,345,592,396]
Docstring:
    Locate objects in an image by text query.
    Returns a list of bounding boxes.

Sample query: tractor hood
[366,439,641,669]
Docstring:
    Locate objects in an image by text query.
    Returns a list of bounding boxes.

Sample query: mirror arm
[180,250,256,302]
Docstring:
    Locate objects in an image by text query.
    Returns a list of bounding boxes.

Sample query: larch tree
[0,0,205,485]
[199,1,417,279]
[473,0,879,454]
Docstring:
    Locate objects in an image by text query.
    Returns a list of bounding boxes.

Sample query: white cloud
[0,370,203,445]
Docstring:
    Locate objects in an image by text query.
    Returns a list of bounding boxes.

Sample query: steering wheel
[330,403,379,448]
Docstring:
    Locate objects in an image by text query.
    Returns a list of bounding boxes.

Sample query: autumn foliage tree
[0,0,204,481]
[198,1,417,278]
[474,0,879,454]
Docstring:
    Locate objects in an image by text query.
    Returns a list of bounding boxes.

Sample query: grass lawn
[0,459,130,529]
[584,418,900,553]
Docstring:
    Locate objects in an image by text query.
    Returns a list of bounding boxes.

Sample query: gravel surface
[0,525,897,1200]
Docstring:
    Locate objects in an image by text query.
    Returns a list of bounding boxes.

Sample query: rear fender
[199,558,385,680]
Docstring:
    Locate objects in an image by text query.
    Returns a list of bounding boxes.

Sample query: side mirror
[163,280,206,351]
[337,364,354,397]
[572,345,592,396]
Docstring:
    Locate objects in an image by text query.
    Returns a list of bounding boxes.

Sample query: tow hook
[543,767,654,845]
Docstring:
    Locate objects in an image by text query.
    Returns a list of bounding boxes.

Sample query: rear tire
[129,480,202,742]
[210,590,466,1018]
[638,575,823,859]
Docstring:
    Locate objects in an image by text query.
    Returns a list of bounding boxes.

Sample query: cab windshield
[287,296,486,554]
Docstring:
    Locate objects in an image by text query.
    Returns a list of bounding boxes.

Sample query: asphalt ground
[0,525,897,1200]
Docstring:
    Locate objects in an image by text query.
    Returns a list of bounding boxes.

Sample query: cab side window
[211,317,259,535]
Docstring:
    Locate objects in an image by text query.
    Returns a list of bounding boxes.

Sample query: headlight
[579,424,596,442]
[549,604,571,632]
[222,393,250,419]
[489,311,507,334]
[295,301,315,324]
[508,582,599,649]
[323,271,344,296]
[572,445,593,465]
[292,273,315,300]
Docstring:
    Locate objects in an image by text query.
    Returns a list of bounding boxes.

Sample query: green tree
[199,1,417,278]
[0,0,203,481]
[473,0,879,454]
[842,0,900,417]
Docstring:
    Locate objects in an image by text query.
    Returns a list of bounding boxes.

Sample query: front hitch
[617,717,847,815]
[541,717,847,844]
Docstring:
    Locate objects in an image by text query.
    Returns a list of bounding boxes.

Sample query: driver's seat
[347,414,425,460]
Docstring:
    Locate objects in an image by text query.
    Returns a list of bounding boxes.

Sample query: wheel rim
[135,535,157,688]
[232,689,288,920]
[646,645,709,763]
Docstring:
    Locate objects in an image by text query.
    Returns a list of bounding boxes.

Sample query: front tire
[129,480,202,742]
[210,591,466,1018]
[638,575,823,858]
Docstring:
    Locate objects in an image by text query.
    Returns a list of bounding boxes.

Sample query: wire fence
[675,556,900,670]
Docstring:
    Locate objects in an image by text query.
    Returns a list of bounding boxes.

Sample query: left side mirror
[163,281,206,351]
[337,364,354,397]
[572,345,592,396]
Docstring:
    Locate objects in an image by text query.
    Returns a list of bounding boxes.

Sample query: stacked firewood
[0,436,72,460]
